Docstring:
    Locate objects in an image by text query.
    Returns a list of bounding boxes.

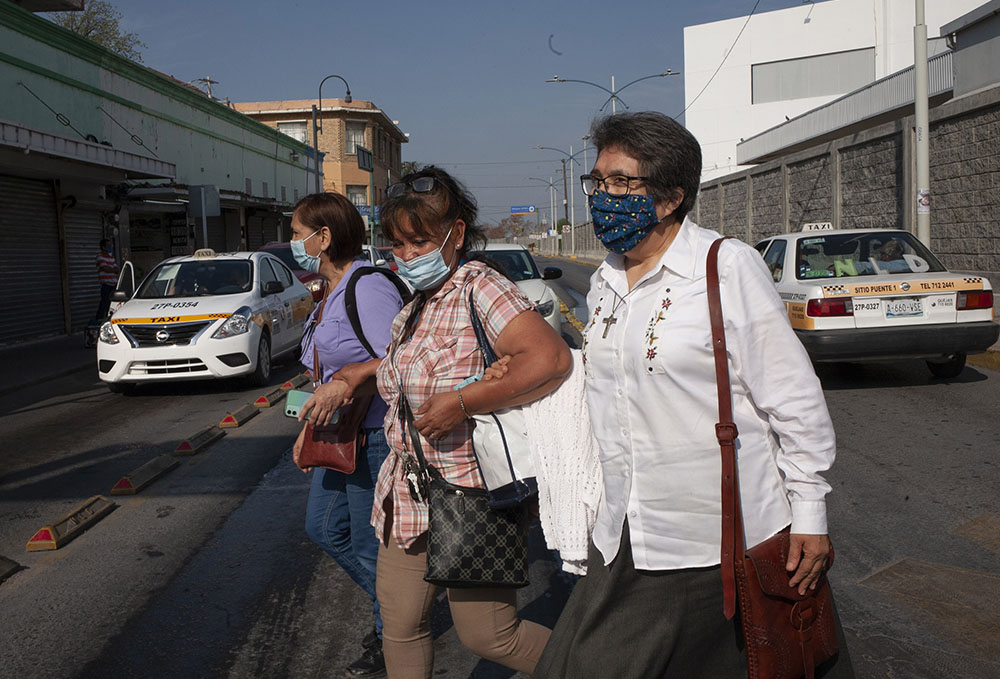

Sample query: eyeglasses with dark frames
[580,174,650,197]
[387,176,438,199]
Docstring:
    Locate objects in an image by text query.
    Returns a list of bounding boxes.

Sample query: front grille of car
[127,358,209,375]
[120,321,212,348]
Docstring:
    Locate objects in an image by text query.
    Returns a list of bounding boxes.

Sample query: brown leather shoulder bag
[707,237,839,679]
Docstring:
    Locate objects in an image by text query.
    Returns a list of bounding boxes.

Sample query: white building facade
[684,0,983,182]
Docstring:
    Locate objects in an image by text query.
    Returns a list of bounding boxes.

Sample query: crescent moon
[548,34,563,56]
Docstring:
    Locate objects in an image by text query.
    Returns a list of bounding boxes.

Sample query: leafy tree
[48,1,146,62]
[491,214,531,239]
[400,161,424,176]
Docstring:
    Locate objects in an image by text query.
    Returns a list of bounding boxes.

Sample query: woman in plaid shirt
[332,167,571,678]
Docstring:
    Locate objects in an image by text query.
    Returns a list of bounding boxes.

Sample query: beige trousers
[376,533,551,679]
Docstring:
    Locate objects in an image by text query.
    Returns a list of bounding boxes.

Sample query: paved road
[1,257,998,678]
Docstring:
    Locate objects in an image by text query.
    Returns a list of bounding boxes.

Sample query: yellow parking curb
[968,351,1000,373]
[26,496,117,552]
[559,302,586,334]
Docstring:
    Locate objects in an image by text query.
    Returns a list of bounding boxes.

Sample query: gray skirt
[534,522,853,679]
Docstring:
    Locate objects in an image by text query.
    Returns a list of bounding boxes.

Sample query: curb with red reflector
[254,387,286,408]
[1,555,20,583]
[25,496,117,552]
[280,373,310,391]
[174,426,226,456]
[110,455,180,495]
[219,404,259,428]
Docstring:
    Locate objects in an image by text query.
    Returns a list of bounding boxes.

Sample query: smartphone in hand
[285,389,313,419]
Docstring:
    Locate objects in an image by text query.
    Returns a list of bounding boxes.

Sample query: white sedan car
[474,243,563,333]
[98,249,315,393]
[754,227,998,377]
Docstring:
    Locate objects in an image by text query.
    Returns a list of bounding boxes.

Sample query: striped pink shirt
[96,252,118,285]
[372,260,534,548]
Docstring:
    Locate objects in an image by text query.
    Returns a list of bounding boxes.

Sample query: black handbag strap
[400,395,443,483]
[467,288,499,368]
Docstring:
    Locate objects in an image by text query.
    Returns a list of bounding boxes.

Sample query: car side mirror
[263,281,284,296]
[542,267,562,280]
[376,259,387,267]
[111,290,128,302]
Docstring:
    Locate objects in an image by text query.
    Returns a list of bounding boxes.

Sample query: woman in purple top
[290,192,404,678]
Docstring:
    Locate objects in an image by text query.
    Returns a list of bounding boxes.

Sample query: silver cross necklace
[601,288,631,339]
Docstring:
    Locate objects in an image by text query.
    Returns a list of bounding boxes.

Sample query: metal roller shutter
[0,175,62,342]
[63,207,104,330]
[247,214,265,250]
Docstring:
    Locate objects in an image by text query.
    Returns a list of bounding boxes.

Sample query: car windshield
[476,250,540,282]
[795,232,946,280]
[377,247,394,262]
[136,260,253,298]
[265,246,301,271]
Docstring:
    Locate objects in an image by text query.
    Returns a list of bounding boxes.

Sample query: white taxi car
[754,227,998,378]
[473,243,563,333]
[98,249,314,393]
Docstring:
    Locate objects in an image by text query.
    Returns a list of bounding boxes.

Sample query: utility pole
[311,105,321,193]
[560,158,569,229]
[611,75,616,114]
[569,144,576,255]
[914,0,931,245]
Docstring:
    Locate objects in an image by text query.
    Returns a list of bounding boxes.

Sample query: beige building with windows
[233,98,407,211]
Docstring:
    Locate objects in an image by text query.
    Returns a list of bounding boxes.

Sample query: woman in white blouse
[534,112,853,678]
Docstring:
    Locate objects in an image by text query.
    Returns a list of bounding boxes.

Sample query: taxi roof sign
[193,248,217,258]
[801,222,834,232]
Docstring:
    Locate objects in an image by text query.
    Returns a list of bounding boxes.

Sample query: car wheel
[249,332,272,387]
[926,352,966,379]
[107,382,136,395]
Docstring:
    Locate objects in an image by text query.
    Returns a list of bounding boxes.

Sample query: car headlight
[99,321,119,345]
[305,278,324,293]
[212,306,253,339]
[535,300,555,317]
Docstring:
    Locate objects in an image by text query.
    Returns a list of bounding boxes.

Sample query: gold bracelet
[457,389,472,419]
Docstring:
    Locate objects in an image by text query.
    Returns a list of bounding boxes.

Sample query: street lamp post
[528,177,557,235]
[311,74,352,194]
[534,145,588,255]
[546,70,678,113]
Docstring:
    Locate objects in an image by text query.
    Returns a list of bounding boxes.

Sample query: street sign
[357,145,374,172]
[510,205,536,215]
[562,224,571,233]
[356,205,381,219]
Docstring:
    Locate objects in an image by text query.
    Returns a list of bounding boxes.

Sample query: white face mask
[290,229,321,273]
[394,225,457,291]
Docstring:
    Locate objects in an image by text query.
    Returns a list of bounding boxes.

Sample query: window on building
[380,133,387,162]
[276,121,308,143]
[751,48,875,105]
[346,185,368,206]
[345,121,366,155]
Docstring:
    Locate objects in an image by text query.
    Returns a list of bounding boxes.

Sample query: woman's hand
[481,355,512,381]
[300,379,351,426]
[413,391,466,441]
[333,360,372,397]
[786,534,831,595]
[292,423,311,472]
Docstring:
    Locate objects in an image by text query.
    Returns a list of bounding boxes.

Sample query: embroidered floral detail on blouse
[642,289,672,367]
[581,299,605,367]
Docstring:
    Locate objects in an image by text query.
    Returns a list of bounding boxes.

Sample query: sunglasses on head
[387,176,438,199]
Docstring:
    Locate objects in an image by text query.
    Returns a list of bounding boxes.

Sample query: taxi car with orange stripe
[754,227,998,378]
[98,249,314,393]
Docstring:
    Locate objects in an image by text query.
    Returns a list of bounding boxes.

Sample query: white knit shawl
[523,349,603,574]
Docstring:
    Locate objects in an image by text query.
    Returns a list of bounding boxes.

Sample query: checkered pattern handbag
[402,397,529,589]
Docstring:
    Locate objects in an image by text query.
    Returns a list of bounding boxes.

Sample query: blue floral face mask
[589,190,660,255]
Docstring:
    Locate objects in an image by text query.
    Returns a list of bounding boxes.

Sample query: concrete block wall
[840,134,904,230]
[930,104,1000,273]
[788,155,832,230]
[721,178,748,239]
[750,167,784,242]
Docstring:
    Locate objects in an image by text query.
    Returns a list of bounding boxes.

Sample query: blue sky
[109,0,813,224]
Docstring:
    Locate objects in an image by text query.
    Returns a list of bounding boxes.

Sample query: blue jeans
[305,427,389,637]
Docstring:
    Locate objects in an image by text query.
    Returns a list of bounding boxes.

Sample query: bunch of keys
[403,456,428,503]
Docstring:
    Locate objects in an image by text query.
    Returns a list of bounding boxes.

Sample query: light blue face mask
[395,225,456,291]
[290,229,321,273]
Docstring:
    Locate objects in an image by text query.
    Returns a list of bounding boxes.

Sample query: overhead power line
[675,0,761,120]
